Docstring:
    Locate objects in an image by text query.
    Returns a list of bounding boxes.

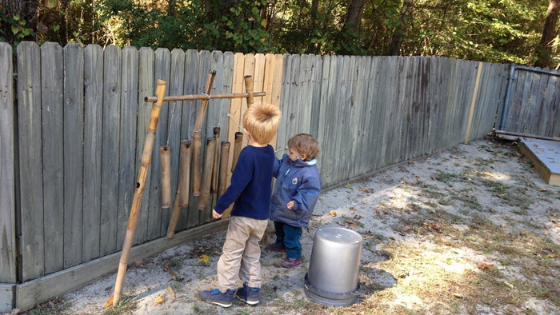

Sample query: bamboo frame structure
[144,92,265,103]
[198,137,216,211]
[159,145,172,208]
[112,79,167,305]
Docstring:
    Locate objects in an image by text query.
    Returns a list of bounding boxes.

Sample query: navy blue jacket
[214,145,275,220]
[270,154,321,227]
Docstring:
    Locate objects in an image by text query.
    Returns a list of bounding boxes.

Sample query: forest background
[0,0,559,69]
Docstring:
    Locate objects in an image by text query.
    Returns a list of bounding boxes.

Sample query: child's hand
[212,209,222,219]
[287,200,295,210]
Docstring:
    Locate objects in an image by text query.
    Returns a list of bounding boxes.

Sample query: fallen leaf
[346,221,359,228]
[349,207,356,211]
[163,262,169,272]
[329,210,337,217]
[418,228,425,235]
[375,209,380,214]
[359,188,374,193]
[198,254,210,263]
[547,253,558,258]
[170,271,178,281]
[155,296,166,305]
[347,183,353,189]
[103,296,113,309]
[404,225,411,231]
[167,285,176,300]
[453,293,464,299]
[504,281,514,289]
[477,262,494,270]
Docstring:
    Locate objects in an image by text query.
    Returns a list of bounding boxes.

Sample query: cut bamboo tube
[211,127,220,192]
[113,79,167,306]
[244,75,254,108]
[198,137,216,211]
[144,92,266,103]
[192,131,202,196]
[218,141,230,199]
[231,132,244,172]
[178,140,192,207]
[159,145,172,208]
[193,71,217,132]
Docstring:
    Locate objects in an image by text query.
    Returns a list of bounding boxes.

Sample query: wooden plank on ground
[0,284,14,312]
[63,43,85,269]
[518,138,560,185]
[0,43,16,284]
[151,48,171,238]
[40,42,64,275]
[117,46,139,250]
[182,49,200,229]
[15,220,229,312]
[17,42,45,281]
[100,45,121,256]
[82,44,104,263]
[135,47,155,243]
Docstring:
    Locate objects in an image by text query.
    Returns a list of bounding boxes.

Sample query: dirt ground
[20,137,560,315]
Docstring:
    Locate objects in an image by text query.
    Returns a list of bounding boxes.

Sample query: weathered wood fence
[1,41,558,311]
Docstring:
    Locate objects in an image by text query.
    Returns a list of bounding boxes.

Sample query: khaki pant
[217,216,268,291]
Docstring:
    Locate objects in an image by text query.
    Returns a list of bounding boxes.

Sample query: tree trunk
[388,0,413,56]
[342,0,366,34]
[305,0,320,54]
[535,0,560,68]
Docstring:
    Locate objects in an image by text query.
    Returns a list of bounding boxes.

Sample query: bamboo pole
[244,75,254,108]
[166,188,183,239]
[192,131,202,196]
[211,127,220,192]
[198,137,216,211]
[159,145,172,208]
[231,132,244,172]
[218,141,230,199]
[113,79,167,306]
[144,92,266,103]
[193,71,217,132]
[178,140,192,207]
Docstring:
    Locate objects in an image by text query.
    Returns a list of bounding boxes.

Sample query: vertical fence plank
[309,55,323,138]
[0,43,16,283]
[82,44,103,262]
[100,45,121,256]
[63,43,84,268]
[253,53,266,104]
[17,42,44,281]
[117,46,138,250]
[316,55,334,185]
[40,43,64,274]
[197,50,213,225]
[542,77,558,136]
[183,49,200,228]
[136,47,155,243]
[151,48,171,238]
[276,54,292,155]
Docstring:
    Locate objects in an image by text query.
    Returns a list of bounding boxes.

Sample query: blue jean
[274,221,303,259]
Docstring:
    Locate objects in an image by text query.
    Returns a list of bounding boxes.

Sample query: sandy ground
[17,138,560,315]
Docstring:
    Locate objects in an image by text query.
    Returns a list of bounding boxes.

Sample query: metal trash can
[304,226,362,306]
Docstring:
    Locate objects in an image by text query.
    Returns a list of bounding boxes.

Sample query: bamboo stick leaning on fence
[166,185,185,239]
[211,127,220,192]
[218,141,230,199]
[112,79,167,306]
[160,145,172,208]
[198,137,216,210]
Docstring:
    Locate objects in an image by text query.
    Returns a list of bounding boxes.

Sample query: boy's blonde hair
[243,103,282,144]
[288,133,319,161]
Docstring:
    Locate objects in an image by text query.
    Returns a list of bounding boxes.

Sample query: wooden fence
[0,41,527,311]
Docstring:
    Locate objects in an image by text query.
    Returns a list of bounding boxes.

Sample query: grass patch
[103,296,137,315]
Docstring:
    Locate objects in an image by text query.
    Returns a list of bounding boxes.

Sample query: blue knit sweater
[214,145,275,220]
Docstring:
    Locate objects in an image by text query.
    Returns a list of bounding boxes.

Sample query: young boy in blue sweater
[268,133,321,268]
[200,103,281,308]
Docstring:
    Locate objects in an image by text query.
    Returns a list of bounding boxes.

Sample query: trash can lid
[315,226,362,244]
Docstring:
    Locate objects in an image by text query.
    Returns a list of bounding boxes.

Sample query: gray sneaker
[200,288,235,307]
[235,282,260,305]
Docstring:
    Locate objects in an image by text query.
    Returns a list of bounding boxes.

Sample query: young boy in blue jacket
[200,103,281,308]
[268,133,321,268]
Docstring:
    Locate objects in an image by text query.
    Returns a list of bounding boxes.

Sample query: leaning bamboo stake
[192,131,202,196]
[113,79,167,306]
[178,140,192,207]
[193,71,217,132]
[218,141,230,199]
[166,188,183,239]
[198,137,216,210]
[231,131,244,172]
[211,127,220,192]
[244,75,254,108]
[160,145,172,208]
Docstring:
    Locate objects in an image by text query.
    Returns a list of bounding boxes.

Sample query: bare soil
[19,137,560,315]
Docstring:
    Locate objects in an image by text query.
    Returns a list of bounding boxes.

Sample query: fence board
[542,77,558,136]
[309,55,322,138]
[82,44,103,263]
[63,43,84,268]
[40,42,64,275]
[151,48,171,238]
[135,47,155,243]
[100,45,121,256]
[183,49,200,228]
[0,43,16,283]
[17,42,44,281]
[197,50,213,225]
[117,46,138,250]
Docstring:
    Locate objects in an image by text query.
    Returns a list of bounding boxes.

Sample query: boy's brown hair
[243,103,282,144]
[288,133,319,161]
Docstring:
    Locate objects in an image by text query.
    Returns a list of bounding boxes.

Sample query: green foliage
[0,5,36,49]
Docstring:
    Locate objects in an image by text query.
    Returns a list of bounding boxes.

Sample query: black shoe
[235,282,260,305]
